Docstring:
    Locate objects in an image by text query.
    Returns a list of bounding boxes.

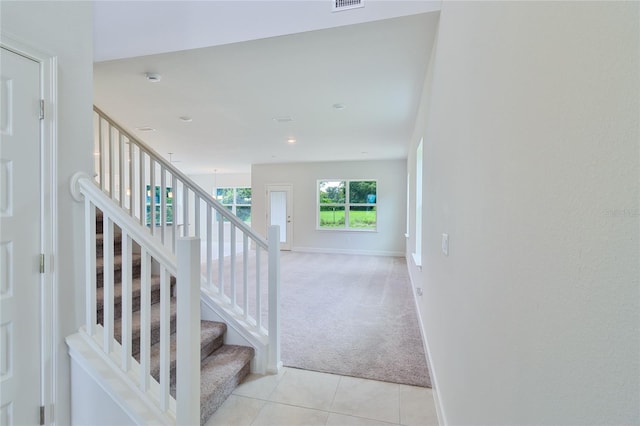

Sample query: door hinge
[39,100,44,120]
[40,405,45,425]
[39,254,45,273]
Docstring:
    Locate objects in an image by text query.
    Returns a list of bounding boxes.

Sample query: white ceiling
[93,2,440,174]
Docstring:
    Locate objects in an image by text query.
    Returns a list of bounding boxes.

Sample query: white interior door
[0,47,42,426]
[267,185,292,251]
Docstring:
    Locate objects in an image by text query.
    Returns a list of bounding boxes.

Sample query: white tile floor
[205,367,439,426]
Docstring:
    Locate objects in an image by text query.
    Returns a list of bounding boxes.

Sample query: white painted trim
[293,246,404,257]
[0,32,57,425]
[406,257,447,426]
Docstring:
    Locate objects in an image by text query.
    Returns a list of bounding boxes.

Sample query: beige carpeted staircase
[95,209,254,424]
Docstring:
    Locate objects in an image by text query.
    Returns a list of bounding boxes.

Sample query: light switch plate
[442,233,449,256]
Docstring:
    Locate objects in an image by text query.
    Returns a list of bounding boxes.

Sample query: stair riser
[97,286,161,323]
[96,239,123,258]
[199,362,251,425]
[96,215,103,234]
[97,261,142,288]
[126,312,177,358]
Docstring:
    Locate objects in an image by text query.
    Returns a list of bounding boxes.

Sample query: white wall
[189,172,251,195]
[406,2,639,425]
[70,360,135,426]
[252,160,406,255]
[1,2,94,425]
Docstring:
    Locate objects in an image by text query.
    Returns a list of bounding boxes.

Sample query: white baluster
[109,126,115,199]
[139,248,151,392]
[255,247,261,330]
[183,187,189,237]
[172,175,178,253]
[243,234,249,319]
[207,207,213,289]
[98,118,104,190]
[218,214,224,296]
[159,266,170,411]
[121,231,132,371]
[150,160,156,235]
[128,140,134,215]
[103,215,114,353]
[139,151,145,227]
[85,199,97,336]
[194,195,200,239]
[119,133,125,208]
[230,225,236,307]
[161,165,167,244]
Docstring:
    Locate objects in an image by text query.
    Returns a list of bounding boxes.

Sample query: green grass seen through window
[319,208,376,229]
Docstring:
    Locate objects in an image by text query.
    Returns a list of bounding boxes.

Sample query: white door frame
[1,34,57,425]
[266,184,293,250]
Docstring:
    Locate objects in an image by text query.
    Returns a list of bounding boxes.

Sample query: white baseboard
[406,255,447,426]
[292,246,404,257]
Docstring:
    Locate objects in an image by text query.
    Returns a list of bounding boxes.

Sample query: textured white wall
[252,160,407,255]
[406,2,639,424]
[1,2,94,424]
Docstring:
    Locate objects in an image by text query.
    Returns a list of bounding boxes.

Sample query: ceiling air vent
[273,116,294,123]
[332,0,363,12]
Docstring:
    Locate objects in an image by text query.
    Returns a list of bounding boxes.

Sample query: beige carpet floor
[279,252,431,388]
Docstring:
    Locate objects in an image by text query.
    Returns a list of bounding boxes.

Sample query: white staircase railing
[70,174,201,423]
[92,106,281,373]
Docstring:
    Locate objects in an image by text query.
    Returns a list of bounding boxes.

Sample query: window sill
[316,227,378,233]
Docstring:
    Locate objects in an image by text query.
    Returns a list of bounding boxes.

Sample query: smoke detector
[332,0,363,12]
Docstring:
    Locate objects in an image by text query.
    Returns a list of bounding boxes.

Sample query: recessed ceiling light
[136,126,156,132]
[273,116,294,123]
[332,103,346,110]
[287,138,296,144]
[145,72,161,83]
[179,116,193,122]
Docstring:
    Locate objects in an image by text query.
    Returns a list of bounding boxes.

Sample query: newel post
[267,225,282,373]
[177,237,201,425]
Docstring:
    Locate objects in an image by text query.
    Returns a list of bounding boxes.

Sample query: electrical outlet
[442,233,449,256]
[416,287,423,296]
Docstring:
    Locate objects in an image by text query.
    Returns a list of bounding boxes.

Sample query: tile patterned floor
[205,367,439,426]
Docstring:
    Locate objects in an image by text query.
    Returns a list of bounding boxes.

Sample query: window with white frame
[318,179,377,231]
[215,187,251,223]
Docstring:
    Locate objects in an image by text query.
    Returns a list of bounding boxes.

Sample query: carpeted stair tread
[148,321,227,382]
[113,297,177,356]
[169,344,254,425]
[96,275,163,321]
